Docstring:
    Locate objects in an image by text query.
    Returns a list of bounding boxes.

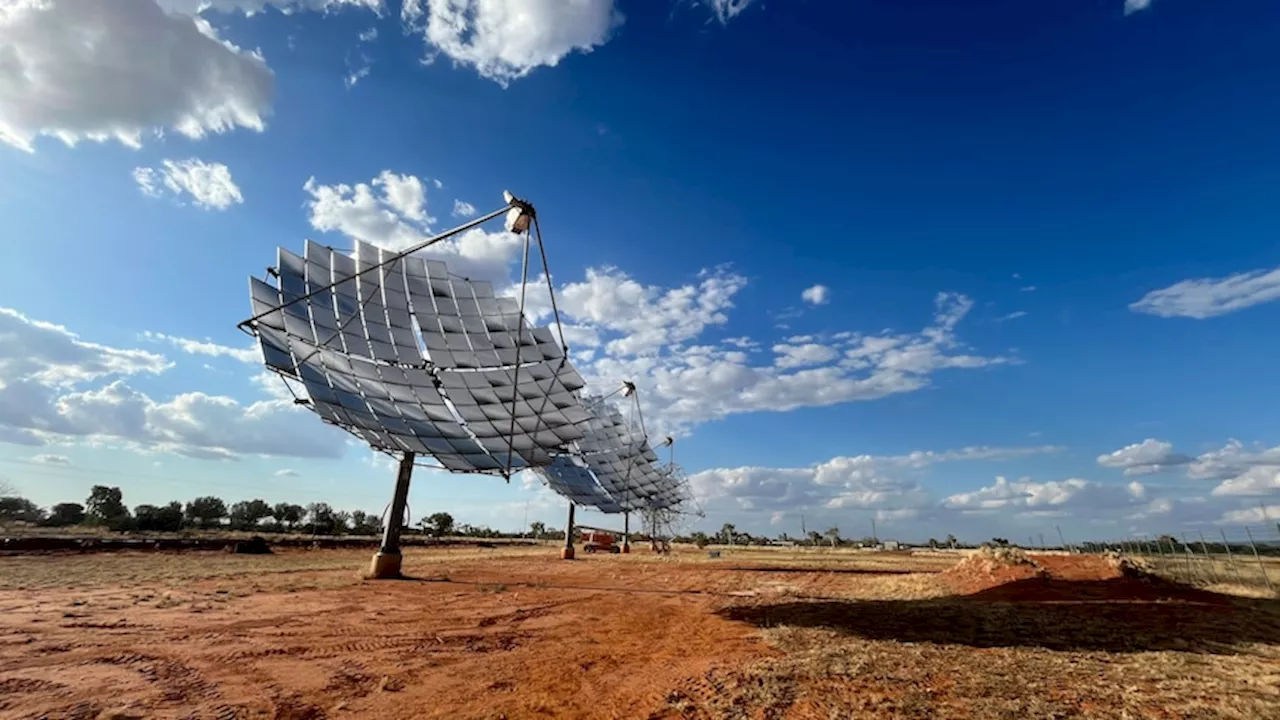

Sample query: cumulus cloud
[1096,439,1192,476]
[402,0,622,86]
[1220,504,1280,525]
[567,289,1008,435]
[0,0,274,151]
[304,171,521,283]
[142,332,257,363]
[0,307,343,460]
[944,476,1146,514]
[692,445,1061,516]
[1130,266,1280,319]
[800,284,830,306]
[553,266,749,357]
[452,199,477,218]
[0,308,170,387]
[772,343,839,370]
[133,159,244,210]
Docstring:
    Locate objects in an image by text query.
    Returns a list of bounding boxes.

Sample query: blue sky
[2,0,1280,543]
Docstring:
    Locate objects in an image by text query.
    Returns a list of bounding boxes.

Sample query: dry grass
[668,624,1280,719]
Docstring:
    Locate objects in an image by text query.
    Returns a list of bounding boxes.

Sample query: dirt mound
[944,551,1234,605]
[941,546,1047,593]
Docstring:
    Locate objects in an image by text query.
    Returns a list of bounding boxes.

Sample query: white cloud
[1096,438,1192,476]
[0,308,170,387]
[1124,0,1153,14]
[304,172,519,283]
[1211,466,1280,497]
[1019,286,1036,293]
[275,468,300,477]
[402,0,622,86]
[358,26,378,42]
[772,343,838,369]
[1187,439,1280,481]
[800,284,830,306]
[553,266,749,357]
[703,0,758,23]
[571,290,1008,435]
[0,0,274,151]
[452,199,477,218]
[142,332,258,364]
[944,476,1146,513]
[1219,504,1280,525]
[133,159,244,210]
[1130,266,1280,319]
[30,454,70,465]
[0,308,343,460]
[692,445,1061,515]
[345,64,372,88]
[996,311,1028,323]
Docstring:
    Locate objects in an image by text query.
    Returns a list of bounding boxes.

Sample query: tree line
[0,484,572,539]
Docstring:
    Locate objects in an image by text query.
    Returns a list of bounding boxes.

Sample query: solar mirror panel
[247,239,594,475]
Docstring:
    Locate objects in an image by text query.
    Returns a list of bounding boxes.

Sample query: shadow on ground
[719,577,1280,654]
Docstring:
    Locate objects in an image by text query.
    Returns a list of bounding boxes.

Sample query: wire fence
[1064,523,1280,592]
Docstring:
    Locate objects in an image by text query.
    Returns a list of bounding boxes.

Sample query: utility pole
[801,513,806,538]
[871,517,878,545]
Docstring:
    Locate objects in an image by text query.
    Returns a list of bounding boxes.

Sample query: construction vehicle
[579,526,623,554]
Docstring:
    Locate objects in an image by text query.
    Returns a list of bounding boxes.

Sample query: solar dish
[238,192,696,572]
[247,238,588,474]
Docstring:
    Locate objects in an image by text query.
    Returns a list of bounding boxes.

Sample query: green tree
[229,499,272,531]
[825,527,841,548]
[185,496,228,529]
[135,503,183,532]
[719,523,736,545]
[927,538,939,549]
[306,503,337,535]
[422,512,455,538]
[45,502,86,527]
[349,510,382,535]
[86,485,129,527]
[529,521,546,539]
[333,510,351,535]
[0,497,44,524]
[272,502,305,531]
[690,531,710,548]
[945,534,957,549]
[806,530,822,546]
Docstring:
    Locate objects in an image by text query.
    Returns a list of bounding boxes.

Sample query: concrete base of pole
[621,543,630,554]
[367,551,403,579]
[560,546,575,560]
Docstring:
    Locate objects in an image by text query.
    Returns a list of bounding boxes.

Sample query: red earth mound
[944,550,1234,605]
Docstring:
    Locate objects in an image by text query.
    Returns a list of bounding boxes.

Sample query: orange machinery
[578,526,623,554]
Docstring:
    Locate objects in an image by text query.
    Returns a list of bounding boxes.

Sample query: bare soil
[1,547,1277,719]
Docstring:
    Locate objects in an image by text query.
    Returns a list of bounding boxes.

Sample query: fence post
[1220,528,1244,586]
[1056,525,1070,553]
[1178,533,1195,581]
[1196,530,1220,584]
[1244,526,1274,591]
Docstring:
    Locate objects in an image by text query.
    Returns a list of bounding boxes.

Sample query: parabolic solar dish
[245,238,591,474]
[533,395,691,514]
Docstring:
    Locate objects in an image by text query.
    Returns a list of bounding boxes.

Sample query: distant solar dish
[532,387,697,556]
[238,192,695,572]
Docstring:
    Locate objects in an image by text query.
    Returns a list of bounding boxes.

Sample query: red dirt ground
[1,549,1272,719]
[1,550,880,720]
